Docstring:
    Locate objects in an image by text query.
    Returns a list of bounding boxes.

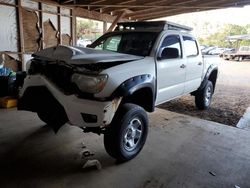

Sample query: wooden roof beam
[65,4,246,8]
[131,8,195,20]
[104,0,198,14]
[136,9,212,20]
[129,0,240,20]
[65,0,176,7]
[125,0,244,18]
[60,0,74,4]
[91,0,136,12]
[106,11,125,32]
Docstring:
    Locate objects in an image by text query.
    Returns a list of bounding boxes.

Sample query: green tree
[200,24,250,48]
[76,19,101,40]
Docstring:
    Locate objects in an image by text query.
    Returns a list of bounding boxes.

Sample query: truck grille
[29,60,77,95]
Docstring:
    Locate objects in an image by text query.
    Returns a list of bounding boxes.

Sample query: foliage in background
[199,24,250,48]
[76,19,102,40]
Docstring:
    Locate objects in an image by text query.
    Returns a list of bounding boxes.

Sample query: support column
[106,11,125,33]
[16,0,24,70]
[71,8,76,46]
[57,6,62,45]
[38,2,44,50]
[103,21,107,33]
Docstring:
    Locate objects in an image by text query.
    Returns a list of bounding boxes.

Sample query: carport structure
[1,1,250,187]
[60,0,250,21]
[0,0,250,71]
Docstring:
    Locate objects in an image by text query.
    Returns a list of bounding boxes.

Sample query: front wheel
[104,103,148,162]
[195,81,214,110]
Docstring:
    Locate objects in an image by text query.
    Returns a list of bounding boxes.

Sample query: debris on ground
[142,178,164,188]
[209,171,216,176]
[234,185,241,188]
[81,141,86,149]
[82,159,102,170]
[81,149,95,158]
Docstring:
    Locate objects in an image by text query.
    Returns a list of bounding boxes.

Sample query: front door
[156,34,186,105]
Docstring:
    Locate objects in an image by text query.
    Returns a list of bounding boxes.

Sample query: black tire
[238,56,243,62]
[37,109,68,132]
[195,81,214,110]
[104,103,148,162]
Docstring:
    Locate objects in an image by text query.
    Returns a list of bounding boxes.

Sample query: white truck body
[18,21,219,161]
[19,21,218,129]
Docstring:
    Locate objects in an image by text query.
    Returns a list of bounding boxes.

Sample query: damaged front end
[18,45,134,131]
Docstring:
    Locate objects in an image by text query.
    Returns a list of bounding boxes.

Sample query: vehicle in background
[207,47,226,55]
[220,48,235,58]
[222,46,250,61]
[200,45,208,51]
[76,38,92,47]
[201,46,217,55]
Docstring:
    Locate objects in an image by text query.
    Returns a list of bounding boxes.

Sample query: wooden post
[106,11,125,33]
[16,0,25,71]
[38,2,44,50]
[57,6,62,45]
[103,21,107,33]
[71,8,76,46]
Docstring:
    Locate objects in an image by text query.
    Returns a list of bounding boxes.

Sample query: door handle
[198,62,202,65]
[180,64,186,69]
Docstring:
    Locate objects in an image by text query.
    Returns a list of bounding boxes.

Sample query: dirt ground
[159,58,250,126]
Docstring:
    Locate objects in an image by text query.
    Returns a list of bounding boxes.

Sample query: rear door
[182,35,203,93]
[156,34,186,105]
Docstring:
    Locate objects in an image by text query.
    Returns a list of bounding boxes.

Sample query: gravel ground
[159,58,250,126]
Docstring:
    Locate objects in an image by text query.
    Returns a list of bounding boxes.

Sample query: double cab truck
[223,46,250,61]
[18,21,218,162]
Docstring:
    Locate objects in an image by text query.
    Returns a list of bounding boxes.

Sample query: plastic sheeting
[0,5,18,52]
[0,0,15,4]
[61,16,71,45]
[61,16,71,35]
[43,4,57,14]
[43,13,58,30]
[21,0,38,10]
[61,7,70,16]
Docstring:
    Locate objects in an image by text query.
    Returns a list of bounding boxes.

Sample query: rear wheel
[238,56,243,62]
[104,103,148,162]
[195,81,214,110]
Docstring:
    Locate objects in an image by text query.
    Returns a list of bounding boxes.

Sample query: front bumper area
[19,75,121,128]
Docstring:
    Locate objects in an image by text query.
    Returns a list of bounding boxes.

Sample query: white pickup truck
[18,21,218,162]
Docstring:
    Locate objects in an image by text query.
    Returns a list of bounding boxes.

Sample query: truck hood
[33,45,144,65]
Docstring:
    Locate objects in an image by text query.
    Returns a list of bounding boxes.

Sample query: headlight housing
[71,73,108,94]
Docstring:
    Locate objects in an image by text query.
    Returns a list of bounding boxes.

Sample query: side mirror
[159,47,179,60]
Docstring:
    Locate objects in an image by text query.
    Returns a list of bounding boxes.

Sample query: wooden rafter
[126,0,240,19]
[103,0,198,14]
[106,11,125,32]
[48,0,250,21]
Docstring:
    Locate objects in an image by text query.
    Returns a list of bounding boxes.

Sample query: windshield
[89,32,159,56]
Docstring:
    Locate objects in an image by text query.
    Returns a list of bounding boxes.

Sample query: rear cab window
[183,36,199,57]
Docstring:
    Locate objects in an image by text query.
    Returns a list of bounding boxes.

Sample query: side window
[183,36,199,57]
[160,35,182,58]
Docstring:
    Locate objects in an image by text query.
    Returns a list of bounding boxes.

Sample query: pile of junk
[0,53,26,108]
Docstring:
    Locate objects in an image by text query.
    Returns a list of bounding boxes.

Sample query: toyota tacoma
[18,21,218,162]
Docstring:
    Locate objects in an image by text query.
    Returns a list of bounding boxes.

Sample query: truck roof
[115,21,193,32]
